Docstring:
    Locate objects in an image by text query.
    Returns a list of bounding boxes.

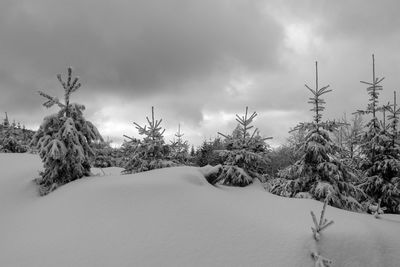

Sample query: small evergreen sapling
[123,107,178,174]
[311,252,332,267]
[31,67,102,195]
[170,124,189,164]
[194,138,225,167]
[369,198,386,219]
[92,139,116,168]
[205,107,271,186]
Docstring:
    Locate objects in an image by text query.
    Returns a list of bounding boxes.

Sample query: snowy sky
[1,0,400,147]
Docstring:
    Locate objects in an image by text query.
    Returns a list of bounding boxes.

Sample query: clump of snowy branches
[194,138,225,167]
[204,107,271,186]
[356,55,400,213]
[31,67,102,195]
[0,127,28,153]
[123,107,178,174]
[267,62,364,211]
[0,113,32,153]
[92,139,118,168]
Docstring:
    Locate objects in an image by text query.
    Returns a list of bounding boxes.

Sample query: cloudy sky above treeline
[1,0,400,147]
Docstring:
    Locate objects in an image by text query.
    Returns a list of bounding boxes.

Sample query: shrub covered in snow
[92,140,118,168]
[31,67,102,195]
[194,138,225,167]
[0,113,34,153]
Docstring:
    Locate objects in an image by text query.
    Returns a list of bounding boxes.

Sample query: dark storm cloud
[0,0,282,98]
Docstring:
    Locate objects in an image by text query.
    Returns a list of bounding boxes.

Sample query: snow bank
[0,153,399,266]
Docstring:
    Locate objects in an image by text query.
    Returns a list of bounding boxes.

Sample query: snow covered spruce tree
[356,55,400,213]
[92,139,117,168]
[123,107,178,174]
[205,107,272,186]
[31,67,103,195]
[269,62,364,211]
[195,137,225,167]
[170,124,190,164]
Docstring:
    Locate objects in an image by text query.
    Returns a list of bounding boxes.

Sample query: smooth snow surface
[1,153,400,267]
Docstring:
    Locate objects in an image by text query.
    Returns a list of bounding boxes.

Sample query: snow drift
[0,153,399,267]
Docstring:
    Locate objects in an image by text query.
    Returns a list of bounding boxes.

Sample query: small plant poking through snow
[369,199,386,219]
[311,252,332,267]
[311,199,334,241]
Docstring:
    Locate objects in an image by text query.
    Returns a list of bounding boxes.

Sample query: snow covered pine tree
[356,55,400,213]
[205,107,272,186]
[123,107,178,174]
[170,124,190,164]
[269,62,364,211]
[31,67,103,195]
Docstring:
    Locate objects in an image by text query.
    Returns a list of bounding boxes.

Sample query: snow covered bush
[194,138,225,167]
[268,62,364,211]
[0,113,31,153]
[206,107,271,186]
[356,56,400,213]
[0,128,28,153]
[92,140,117,168]
[31,67,102,195]
[123,107,178,174]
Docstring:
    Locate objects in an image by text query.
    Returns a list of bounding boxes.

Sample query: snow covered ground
[1,153,400,267]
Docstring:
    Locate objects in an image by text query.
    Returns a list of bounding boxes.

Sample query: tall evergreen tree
[270,62,364,211]
[356,55,400,213]
[31,67,102,195]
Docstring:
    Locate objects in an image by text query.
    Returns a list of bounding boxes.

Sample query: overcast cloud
[1,0,400,147]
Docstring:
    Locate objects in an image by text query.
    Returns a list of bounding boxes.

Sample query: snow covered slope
[0,153,399,267]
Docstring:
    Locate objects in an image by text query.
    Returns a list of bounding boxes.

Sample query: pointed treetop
[218,106,272,148]
[133,106,166,140]
[3,112,9,127]
[175,123,184,139]
[57,66,81,95]
[305,61,331,125]
[385,91,400,140]
[37,67,83,116]
[357,54,384,119]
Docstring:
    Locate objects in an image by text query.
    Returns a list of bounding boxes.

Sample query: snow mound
[0,153,400,267]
